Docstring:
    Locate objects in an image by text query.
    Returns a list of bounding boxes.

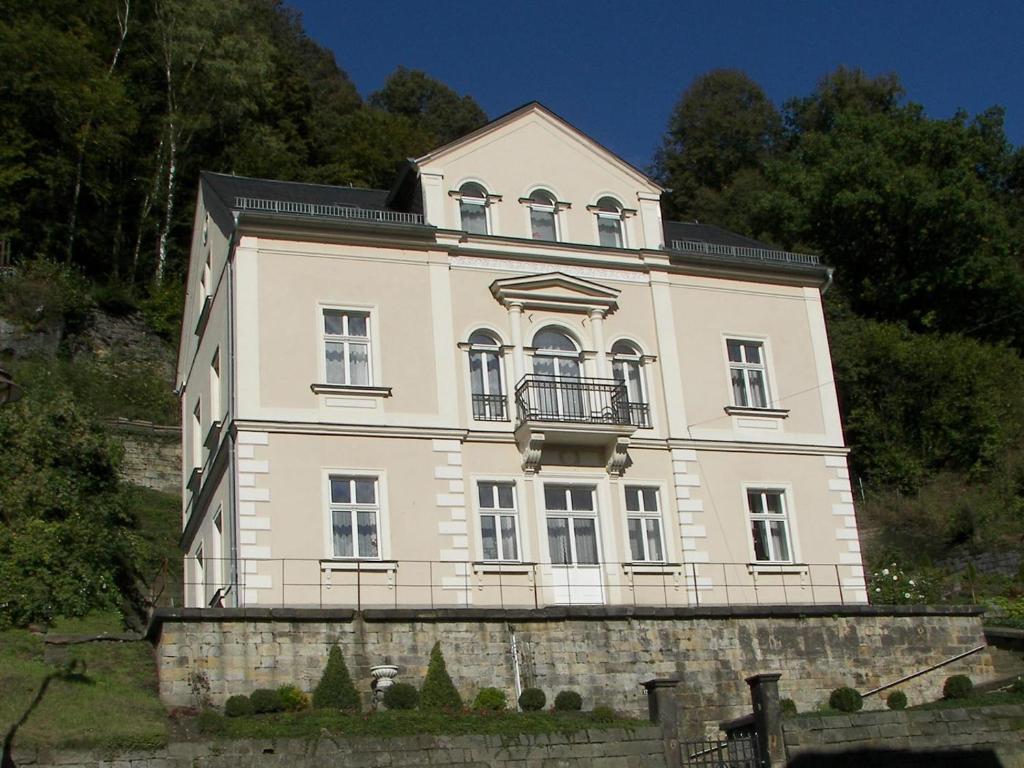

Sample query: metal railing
[471,393,508,422]
[669,239,821,267]
[627,401,651,429]
[180,558,865,611]
[514,375,633,427]
[234,197,425,226]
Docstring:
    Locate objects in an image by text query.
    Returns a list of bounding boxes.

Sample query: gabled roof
[413,102,665,193]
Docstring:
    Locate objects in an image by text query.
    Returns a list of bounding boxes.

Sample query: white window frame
[455,181,493,235]
[191,398,203,469]
[466,329,508,422]
[322,469,390,561]
[192,542,205,607]
[724,337,773,409]
[610,339,651,428]
[211,505,224,593]
[475,479,522,562]
[524,188,562,242]
[622,484,667,563]
[743,484,797,564]
[210,348,221,424]
[593,197,627,248]
[540,481,603,566]
[200,251,211,299]
[319,305,377,387]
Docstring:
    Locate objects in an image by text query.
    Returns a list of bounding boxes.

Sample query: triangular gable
[490,271,619,315]
[414,102,664,194]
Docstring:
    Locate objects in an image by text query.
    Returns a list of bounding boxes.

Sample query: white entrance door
[543,484,604,604]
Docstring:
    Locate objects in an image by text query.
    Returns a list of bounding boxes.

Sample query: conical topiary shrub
[312,645,360,711]
[419,641,463,711]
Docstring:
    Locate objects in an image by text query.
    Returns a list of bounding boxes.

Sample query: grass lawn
[127,484,184,609]
[0,616,167,751]
[197,708,646,740]
[909,690,1024,711]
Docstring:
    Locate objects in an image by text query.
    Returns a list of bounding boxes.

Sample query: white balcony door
[543,484,604,605]
[532,328,583,420]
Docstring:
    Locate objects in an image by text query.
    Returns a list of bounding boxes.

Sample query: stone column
[589,308,608,377]
[746,672,785,767]
[641,678,681,767]
[508,301,526,382]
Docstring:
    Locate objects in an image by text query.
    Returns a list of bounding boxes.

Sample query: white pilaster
[508,301,526,381]
[590,308,608,377]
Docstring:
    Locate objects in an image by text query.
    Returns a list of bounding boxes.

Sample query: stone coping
[148,603,985,636]
[984,626,1024,641]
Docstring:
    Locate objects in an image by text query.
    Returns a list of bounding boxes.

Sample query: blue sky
[289,0,1024,168]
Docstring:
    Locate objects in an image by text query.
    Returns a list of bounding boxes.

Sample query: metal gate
[681,733,760,767]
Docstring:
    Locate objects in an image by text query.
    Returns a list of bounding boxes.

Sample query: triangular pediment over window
[490,272,619,314]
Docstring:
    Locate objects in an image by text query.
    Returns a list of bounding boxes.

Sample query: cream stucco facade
[176,103,865,610]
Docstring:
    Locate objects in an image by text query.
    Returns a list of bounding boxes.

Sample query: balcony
[472,393,508,422]
[513,375,642,475]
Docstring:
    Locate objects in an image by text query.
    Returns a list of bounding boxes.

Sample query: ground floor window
[747,488,792,562]
[329,475,380,559]
[544,484,599,565]
[625,485,664,562]
[478,481,519,561]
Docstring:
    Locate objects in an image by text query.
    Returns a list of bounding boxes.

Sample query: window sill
[311,383,392,397]
[472,561,537,575]
[724,406,789,419]
[747,562,807,576]
[622,562,682,576]
[320,559,397,572]
[194,295,212,337]
[204,420,222,451]
[187,466,203,495]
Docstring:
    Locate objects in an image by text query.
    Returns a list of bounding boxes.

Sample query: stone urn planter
[370,664,399,703]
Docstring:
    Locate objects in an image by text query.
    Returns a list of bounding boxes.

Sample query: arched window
[531,327,583,419]
[611,340,650,428]
[594,196,625,248]
[468,330,506,421]
[459,182,489,235]
[527,189,558,241]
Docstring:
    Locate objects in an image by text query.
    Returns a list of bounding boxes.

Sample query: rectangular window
[329,475,380,559]
[211,507,223,591]
[727,339,769,408]
[747,489,792,562]
[192,400,202,469]
[193,544,205,607]
[323,309,371,386]
[624,486,665,562]
[210,348,221,424]
[478,481,519,561]
[544,484,599,565]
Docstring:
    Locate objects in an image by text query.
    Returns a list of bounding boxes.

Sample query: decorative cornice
[489,271,620,315]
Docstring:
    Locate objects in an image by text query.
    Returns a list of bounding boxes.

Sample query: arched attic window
[458,182,490,235]
[611,340,650,428]
[594,196,625,248]
[527,189,559,241]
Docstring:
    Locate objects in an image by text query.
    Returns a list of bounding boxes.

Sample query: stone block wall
[13,729,667,768]
[152,605,994,738]
[109,419,181,493]
[783,703,1024,763]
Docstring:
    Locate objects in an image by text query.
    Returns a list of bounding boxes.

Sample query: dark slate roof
[663,220,778,251]
[203,171,389,211]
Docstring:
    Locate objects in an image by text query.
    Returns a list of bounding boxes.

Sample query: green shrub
[249,688,285,714]
[197,708,226,735]
[554,690,583,712]
[1010,676,1024,694]
[780,697,797,716]
[139,278,185,340]
[224,695,254,717]
[518,687,546,711]
[828,687,863,713]
[277,685,309,711]
[312,645,360,711]
[589,704,616,723]
[383,682,420,710]
[0,257,93,331]
[886,690,907,710]
[943,675,973,700]
[419,641,463,711]
[472,687,507,711]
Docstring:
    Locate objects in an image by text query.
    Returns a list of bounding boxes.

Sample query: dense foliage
[471,687,507,712]
[553,690,583,712]
[828,687,863,713]
[518,687,546,711]
[942,675,974,700]
[886,690,907,710]
[382,682,419,710]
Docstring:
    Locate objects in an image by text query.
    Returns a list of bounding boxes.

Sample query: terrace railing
[669,239,820,268]
[234,196,425,226]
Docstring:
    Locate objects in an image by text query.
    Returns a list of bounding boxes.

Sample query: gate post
[641,678,681,767]
[745,672,785,767]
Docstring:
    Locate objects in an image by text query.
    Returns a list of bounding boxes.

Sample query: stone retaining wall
[783,703,1024,765]
[109,419,181,493]
[152,605,994,738]
[13,728,666,768]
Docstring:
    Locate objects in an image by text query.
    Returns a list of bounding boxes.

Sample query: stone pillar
[508,301,526,381]
[641,678,681,767]
[746,672,785,767]
[589,308,608,377]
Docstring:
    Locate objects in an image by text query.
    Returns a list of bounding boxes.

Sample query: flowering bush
[868,562,931,604]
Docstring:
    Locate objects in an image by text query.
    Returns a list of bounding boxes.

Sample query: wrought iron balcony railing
[515,375,637,427]
[472,393,508,422]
